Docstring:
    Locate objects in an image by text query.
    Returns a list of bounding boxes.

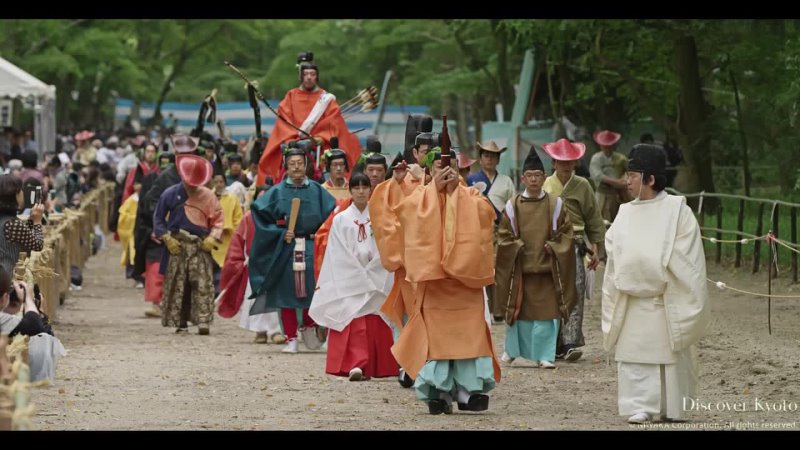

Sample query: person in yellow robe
[370,147,500,415]
[117,180,143,287]
[210,164,243,293]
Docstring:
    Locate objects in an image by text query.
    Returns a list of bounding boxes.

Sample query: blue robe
[153,183,212,275]
[467,170,501,222]
[249,178,336,312]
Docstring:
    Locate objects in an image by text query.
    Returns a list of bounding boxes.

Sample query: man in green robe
[249,145,336,353]
[542,138,605,362]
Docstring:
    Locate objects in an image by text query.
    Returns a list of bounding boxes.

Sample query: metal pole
[372,70,393,137]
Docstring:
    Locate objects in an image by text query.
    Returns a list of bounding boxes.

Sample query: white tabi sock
[456,385,471,404]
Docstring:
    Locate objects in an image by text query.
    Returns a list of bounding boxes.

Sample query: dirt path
[33,240,800,430]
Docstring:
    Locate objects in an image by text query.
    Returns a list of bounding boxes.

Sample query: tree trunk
[674,34,716,204]
[728,70,751,196]
[454,95,470,151]
[491,20,514,120]
[473,93,483,147]
[151,48,188,127]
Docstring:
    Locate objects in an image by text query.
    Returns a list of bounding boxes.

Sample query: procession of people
[120,52,707,423]
[97,51,710,423]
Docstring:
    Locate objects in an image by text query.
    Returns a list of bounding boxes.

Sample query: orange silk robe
[370,179,500,381]
[257,87,361,184]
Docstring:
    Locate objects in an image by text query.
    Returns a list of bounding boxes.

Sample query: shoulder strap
[545,193,563,238]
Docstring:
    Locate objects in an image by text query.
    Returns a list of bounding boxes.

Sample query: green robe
[249,178,336,311]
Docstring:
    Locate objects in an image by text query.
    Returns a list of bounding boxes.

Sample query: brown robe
[494,191,577,324]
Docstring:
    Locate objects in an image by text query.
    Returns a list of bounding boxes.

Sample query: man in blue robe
[249,145,336,353]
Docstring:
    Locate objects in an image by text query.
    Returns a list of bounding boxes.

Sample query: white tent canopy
[0,56,57,154]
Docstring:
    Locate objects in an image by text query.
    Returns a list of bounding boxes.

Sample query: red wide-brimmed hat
[456,152,477,169]
[176,154,213,187]
[593,130,621,147]
[74,130,95,141]
[170,134,199,154]
[542,138,586,162]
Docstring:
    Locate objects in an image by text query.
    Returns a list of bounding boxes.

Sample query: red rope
[354,219,370,242]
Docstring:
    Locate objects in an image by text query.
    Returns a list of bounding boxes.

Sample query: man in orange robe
[369,148,501,415]
[257,53,361,184]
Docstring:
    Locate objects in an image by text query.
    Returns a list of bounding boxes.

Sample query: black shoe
[398,370,414,389]
[564,348,583,362]
[427,399,453,415]
[457,394,489,412]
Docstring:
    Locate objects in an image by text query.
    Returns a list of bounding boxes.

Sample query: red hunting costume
[257,52,361,184]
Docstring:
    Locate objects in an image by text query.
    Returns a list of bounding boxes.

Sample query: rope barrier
[707,278,800,298]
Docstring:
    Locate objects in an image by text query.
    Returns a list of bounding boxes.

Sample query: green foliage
[1,18,799,197]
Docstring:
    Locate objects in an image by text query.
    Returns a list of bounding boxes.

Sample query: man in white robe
[602,144,710,424]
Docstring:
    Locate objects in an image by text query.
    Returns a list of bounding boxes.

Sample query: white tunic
[309,204,394,331]
[602,191,710,357]
[602,191,711,419]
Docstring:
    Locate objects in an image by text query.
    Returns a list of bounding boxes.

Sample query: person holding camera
[0,269,52,338]
[256,52,362,184]
[0,174,44,274]
[0,266,65,383]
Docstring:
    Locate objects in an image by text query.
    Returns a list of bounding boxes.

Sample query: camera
[297,52,314,64]
[23,185,43,209]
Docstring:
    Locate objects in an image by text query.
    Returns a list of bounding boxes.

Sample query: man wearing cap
[249,146,337,353]
[602,144,709,424]
[153,152,224,335]
[589,130,629,223]
[257,53,361,184]
[361,136,388,190]
[134,135,199,319]
[225,153,250,187]
[321,141,350,196]
[495,148,576,370]
[371,147,501,413]
[541,139,605,362]
[391,115,436,195]
[197,132,219,163]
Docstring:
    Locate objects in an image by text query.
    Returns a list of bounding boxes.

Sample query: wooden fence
[1,181,115,430]
[668,188,800,283]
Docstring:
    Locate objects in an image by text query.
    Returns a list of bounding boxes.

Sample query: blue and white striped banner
[114,99,428,150]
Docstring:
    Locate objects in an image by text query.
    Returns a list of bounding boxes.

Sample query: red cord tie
[355,219,370,242]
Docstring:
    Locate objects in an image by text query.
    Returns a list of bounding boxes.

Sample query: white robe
[309,204,394,332]
[602,191,710,419]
